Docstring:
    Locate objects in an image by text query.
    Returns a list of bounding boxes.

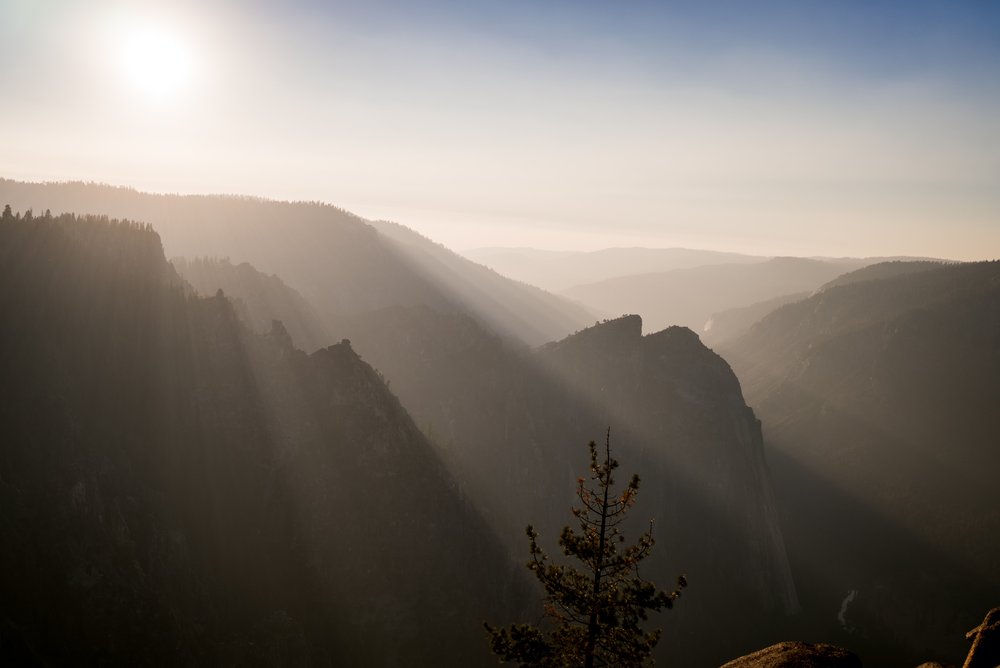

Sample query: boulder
[721,641,862,668]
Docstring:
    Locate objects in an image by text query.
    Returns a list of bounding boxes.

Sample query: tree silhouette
[486,429,686,667]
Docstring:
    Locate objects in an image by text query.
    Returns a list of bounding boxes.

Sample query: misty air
[1,1,999,666]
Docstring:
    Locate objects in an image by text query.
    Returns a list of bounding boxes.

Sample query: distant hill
[718,260,1000,665]
[563,257,867,333]
[464,245,765,292]
[703,259,964,350]
[0,210,525,665]
[0,179,591,345]
[702,292,810,348]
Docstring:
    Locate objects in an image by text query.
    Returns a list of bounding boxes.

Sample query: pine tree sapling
[486,429,686,667]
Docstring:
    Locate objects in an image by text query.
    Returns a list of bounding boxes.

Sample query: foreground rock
[720,641,861,668]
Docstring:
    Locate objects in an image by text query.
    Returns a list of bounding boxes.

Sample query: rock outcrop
[345,310,800,665]
[720,641,862,668]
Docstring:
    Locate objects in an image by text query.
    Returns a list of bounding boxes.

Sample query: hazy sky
[2,0,999,258]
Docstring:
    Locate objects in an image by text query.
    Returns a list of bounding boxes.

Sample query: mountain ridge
[719,260,1000,664]
[0,209,527,665]
[0,178,591,346]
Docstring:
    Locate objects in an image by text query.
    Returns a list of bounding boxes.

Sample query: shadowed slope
[719,261,1000,665]
[702,262,955,348]
[172,256,330,352]
[0,211,526,665]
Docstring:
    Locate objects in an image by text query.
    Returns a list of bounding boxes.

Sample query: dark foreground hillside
[0,210,525,665]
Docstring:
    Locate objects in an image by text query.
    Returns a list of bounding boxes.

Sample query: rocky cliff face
[536,318,799,620]
[343,310,800,665]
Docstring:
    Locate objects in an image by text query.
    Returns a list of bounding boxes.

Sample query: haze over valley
[2,1,999,666]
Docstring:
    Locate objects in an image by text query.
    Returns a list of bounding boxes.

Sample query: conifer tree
[486,429,686,667]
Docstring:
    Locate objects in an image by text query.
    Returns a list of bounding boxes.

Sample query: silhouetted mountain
[463,246,766,292]
[562,257,868,333]
[172,256,330,352]
[0,210,525,665]
[0,179,590,345]
[719,261,1000,665]
[342,309,800,665]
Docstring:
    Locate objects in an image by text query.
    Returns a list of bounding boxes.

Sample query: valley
[2,181,996,665]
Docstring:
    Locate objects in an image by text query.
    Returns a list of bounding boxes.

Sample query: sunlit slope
[719,261,1000,665]
[562,257,867,333]
[0,179,591,345]
[0,211,525,665]
[370,220,594,345]
[343,308,800,666]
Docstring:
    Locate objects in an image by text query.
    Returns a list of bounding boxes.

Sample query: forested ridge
[0,209,526,665]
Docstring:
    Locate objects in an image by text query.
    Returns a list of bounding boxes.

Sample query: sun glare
[114,17,194,102]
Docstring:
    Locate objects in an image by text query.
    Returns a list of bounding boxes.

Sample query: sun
[113,16,194,102]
